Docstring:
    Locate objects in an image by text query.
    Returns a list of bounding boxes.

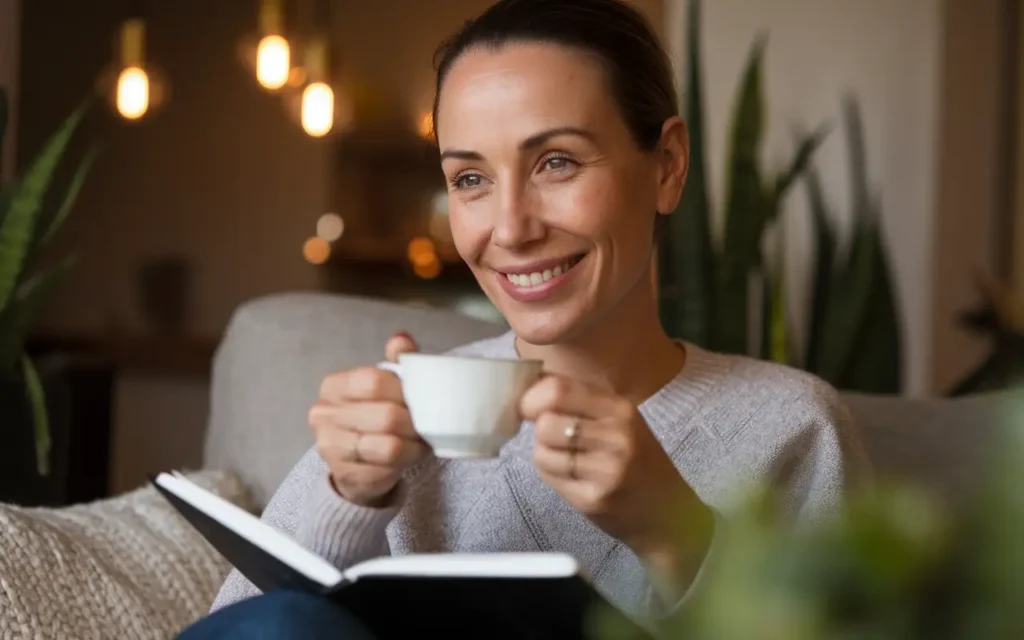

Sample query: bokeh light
[303,236,331,264]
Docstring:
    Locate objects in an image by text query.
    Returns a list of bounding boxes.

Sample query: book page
[345,552,580,581]
[156,472,344,587]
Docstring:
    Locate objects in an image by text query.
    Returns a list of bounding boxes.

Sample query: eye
[539,154,578,173]
[452,172,485,190]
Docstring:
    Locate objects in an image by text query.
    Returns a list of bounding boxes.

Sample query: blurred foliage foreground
[590,396,1024,640]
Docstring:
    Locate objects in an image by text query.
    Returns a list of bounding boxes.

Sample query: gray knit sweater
[209,330,869,617]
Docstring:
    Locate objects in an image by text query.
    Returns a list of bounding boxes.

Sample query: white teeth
[506,260,576,287]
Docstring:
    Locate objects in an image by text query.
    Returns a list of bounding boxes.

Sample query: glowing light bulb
[256,34,290,90]
[116,66,150,120]
[301,82,334,137]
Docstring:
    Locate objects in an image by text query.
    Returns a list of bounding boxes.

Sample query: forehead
[435,41,616,147]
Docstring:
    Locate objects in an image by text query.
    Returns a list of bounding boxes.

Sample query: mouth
[493,253,587,303]
[498,254,586,287]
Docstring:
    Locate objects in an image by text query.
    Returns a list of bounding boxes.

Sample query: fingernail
[392,331,413,342]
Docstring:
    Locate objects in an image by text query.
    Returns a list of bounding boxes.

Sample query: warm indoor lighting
[301,82,334,137]
[316,212,344,242]
[413,257,442,279]
[109,18,154,121]
[418,111,434,140]
[116,66,150,120]
[407,237,436,264]
[256,34,290,90]
[303,237,331,264]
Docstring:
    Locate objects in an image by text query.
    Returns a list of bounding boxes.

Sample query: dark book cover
[152,472,654,639]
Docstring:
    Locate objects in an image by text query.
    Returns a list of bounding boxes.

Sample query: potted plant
[0,87,99,505]
[658,0,904,395]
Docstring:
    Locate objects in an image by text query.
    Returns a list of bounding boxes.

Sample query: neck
[515,267,685,405]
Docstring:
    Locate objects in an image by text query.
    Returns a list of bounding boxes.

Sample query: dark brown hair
[431,0,678,151]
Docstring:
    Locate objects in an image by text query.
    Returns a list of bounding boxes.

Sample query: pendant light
[98,2,167,122]
[299,34,334,137]
[251,0,292,91]
[115,18,149,120]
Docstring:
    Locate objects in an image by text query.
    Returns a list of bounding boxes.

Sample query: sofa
[1,291,1019,639]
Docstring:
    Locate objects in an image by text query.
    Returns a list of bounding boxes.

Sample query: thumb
[386,331,419,363]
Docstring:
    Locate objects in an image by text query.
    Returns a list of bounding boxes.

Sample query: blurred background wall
[0,0,1018,495]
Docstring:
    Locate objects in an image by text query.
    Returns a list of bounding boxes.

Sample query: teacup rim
[397,352,542,366]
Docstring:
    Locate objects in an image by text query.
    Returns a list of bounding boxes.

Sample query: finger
[355,433,428,467]
[534,442,619,483]
[309,401,419,440]
[319,428,427,469]
[533,412,602,451]
[319,366,404,404]
[330,462,398,495]
[519,374,625,422]
[386,332,419,363]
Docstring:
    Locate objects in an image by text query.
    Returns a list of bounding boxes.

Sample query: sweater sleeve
[207,446,399,613]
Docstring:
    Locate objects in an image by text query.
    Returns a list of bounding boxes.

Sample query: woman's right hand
[308,333,429,507]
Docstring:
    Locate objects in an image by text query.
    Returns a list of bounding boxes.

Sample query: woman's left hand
[519,374,708,556]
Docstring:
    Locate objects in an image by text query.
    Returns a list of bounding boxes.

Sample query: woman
[181,0,869,637]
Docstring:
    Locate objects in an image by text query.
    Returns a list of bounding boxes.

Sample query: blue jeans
[176,590,377,640]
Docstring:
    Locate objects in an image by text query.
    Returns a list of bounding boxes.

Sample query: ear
[655,115,690,215]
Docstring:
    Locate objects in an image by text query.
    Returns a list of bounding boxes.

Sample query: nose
[491,181,545,249]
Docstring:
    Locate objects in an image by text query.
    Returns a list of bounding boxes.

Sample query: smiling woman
[181,2,871,638]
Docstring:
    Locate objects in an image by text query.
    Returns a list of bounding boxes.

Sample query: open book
[152,472,652,638]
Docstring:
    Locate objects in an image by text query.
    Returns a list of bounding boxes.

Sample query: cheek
[448,202,489,263]
[568,172,653,249]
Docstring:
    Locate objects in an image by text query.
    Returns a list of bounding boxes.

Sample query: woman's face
[436,42,687,345]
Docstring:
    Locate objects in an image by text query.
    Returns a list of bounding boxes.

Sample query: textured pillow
[0,470,255,640]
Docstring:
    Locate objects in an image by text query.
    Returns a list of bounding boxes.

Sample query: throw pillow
[0,469,254,639]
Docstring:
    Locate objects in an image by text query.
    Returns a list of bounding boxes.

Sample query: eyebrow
[438,126,596,162]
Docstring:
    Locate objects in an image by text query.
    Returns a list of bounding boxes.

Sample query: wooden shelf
[28,332,219,377]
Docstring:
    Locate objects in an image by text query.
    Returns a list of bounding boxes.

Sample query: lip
[492,254,584,275]
[494,253,586,303]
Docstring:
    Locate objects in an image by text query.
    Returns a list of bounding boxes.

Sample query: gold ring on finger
[564,419,580,449]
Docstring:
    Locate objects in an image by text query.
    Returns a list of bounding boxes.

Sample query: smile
[502,255,583,286]
[494,254,586,302]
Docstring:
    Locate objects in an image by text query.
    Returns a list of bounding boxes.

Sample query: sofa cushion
[0,470,254,639]
[842,389,1023,509]
[202,292,506,507]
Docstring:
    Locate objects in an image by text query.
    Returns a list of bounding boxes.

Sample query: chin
[500,305,592,346]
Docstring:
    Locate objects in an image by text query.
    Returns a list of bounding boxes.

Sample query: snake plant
[657,0,827,358]
[0,87,98,475]
[659,0,903,394]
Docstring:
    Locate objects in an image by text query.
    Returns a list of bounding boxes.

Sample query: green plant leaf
[659,0,716,348]
[815,95,901,389]
[0,254,77,372]
[803,165,836,374]
[20,354,50,476]
[766,125,831,228]
[0,86,8,178]
[43,144,99,245]
[836,213,903,393]
[716,35,767,356]
[817,212,877,385]
[0,100,89,311]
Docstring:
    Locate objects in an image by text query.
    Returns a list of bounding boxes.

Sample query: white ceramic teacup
[378,353,543,458]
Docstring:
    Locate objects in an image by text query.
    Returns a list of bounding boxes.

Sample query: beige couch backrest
[203,292,1020,511]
